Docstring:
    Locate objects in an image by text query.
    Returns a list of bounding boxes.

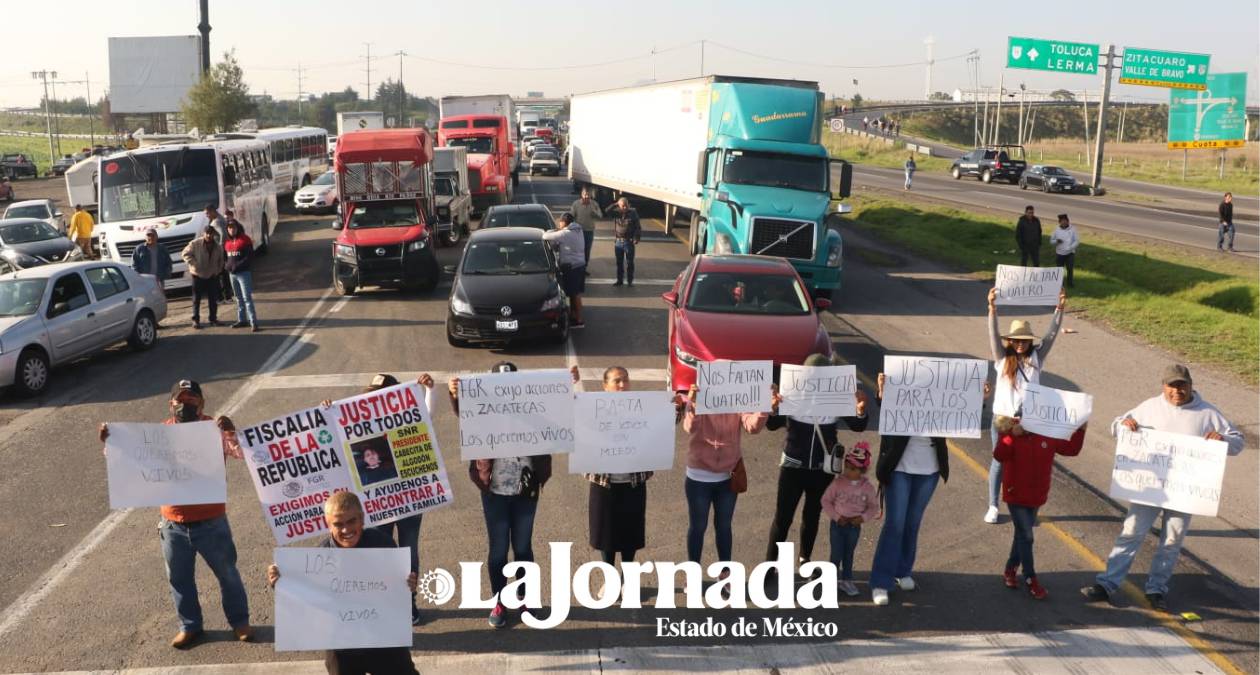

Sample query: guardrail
[0,130,97,139]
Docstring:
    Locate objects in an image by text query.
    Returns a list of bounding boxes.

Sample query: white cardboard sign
[1109,428,1228,518]
[568,391,676,474]
[1019,383,1092,440]
[459,369,575,460]
[778,364,858,419]
[274,547,412,652]
[695,360,774,414]
[879,356,987,438]
[994,264,1064,306]
[105,421,226,508]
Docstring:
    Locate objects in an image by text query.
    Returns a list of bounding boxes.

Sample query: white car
[4,199,64,234]
[529,151,561,176]
[293,172,338,213]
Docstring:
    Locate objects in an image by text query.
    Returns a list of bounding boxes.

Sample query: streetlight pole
[31,70,56,167]
[86,72,95,147]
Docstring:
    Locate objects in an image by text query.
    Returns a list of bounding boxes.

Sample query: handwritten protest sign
[105,421,225,508]
[879,356,987,438]
[239,407,354,544]
[994,264,1064,306]
[696,360,773,415]
[778,364,857,420]
[332,383,454,528]
[274,547,411,652]
[459,369,575,460]
[568,391,676,474]
[1109,428,1228,517]
[1019,383,1092,440]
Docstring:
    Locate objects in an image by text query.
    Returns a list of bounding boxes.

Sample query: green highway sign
[1168,72,1248,149]
[1120,48,1210,90]
[1006,37,1099,74]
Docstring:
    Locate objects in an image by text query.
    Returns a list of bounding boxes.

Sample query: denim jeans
[904,170,914,189]
[481,492,538,597]
[870,471,939,590]
[830,522,862,580]
[1218,223,1235,250]
[159,516,250,632]
[582,228,595,266]
[1006,504,1039,579]
[684,477,738,563]
[614,239,636,283]
[1096,502,1192,596]
[988,458,1004,509]
[379,514,422,614]
[230,271,257,326]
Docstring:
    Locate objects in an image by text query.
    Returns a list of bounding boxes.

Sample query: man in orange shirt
[99,380,254,648]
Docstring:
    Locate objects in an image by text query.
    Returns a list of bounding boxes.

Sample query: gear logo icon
[418,568,455,606]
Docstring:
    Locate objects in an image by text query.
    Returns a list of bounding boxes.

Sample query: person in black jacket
[764,353,870,565]
[1217,192,1235,252]
[1014,205,1042,267]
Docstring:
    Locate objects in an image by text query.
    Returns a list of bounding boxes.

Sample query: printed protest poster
[458,369,575,460]
[695,360,774,414]
[274,547,411,651]
[879,356,987,438]
[994,264,1064,306]
[239,407,354,545]
[105,420,226,508]
[568,391,676,474]
[778,364,858,420]
[1109,428,1228,517]
[331,383,454,527]
[1019,383,1093,440]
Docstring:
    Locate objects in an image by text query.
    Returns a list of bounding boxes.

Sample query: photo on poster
[350,435,400,489]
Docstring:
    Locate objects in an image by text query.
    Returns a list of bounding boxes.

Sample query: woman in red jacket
[992,415,1087,599]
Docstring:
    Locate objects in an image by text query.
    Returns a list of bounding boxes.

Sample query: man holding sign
[1082,365,1244,612]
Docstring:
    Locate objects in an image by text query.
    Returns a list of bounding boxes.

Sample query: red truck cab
[331,129,440,296]
[437,114,516,213]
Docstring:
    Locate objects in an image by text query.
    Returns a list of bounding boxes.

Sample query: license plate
[496,319,518,332]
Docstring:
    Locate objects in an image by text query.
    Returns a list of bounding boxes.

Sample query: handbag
[814,424,846,475]
[729,458,748,494]
[518,465,540,500]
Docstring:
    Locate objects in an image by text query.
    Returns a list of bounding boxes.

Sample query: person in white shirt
[1049,214,1079,287]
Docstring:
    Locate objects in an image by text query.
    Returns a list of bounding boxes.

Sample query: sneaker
[231,321,247,329]
[251,325,260,333]
[895,576,916,591]
[488,603,506,628]
[1080,583,1111,603]
[411,610,424,626]
[233,624,255,642]
[1027,577,1048,600]
[571,320,586,329]
[1004,567,1019,589]
[984,505,1000,524]
[613,280,623,287]
[872,588,890,606]
[839,580,860,597]
[209,320,222,327]
[1145,592,1169,613]
[170,629,203,649]
[192,321,202,330]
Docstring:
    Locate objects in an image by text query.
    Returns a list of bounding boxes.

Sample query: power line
[705,40,972,70]
[403,41,699,72]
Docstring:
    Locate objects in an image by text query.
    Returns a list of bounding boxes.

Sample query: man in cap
[1081,365,1243,612]
[181,225,226,328]
[99,380,253,648]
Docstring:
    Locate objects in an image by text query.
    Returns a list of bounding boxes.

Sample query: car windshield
[447,137,494,154]
[461,240,550,274]
[722,150,827,193]
[0,220,61,244]
[483,209,554,230]
[5,205,50,219]
[533,152,557,161]
[313,172,335,185]
[0,279,46,317]
[347,202,418,229]
[99,148,219,223]
[434,179,454,196]
[685,271,811,316]
[1042,167,1067,175]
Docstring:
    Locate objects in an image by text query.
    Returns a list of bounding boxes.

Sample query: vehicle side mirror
[695,150,708,185]
[814,297,831,311]
[661,290,679,306]
[51,301,68,317]
[331,220,343,231]
[54,211,63,218]
[834,161,852,199]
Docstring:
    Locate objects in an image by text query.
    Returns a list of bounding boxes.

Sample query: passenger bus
[217,126,329,195]
[95,139,280,290]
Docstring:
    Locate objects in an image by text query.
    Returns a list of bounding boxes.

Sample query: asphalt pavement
[0,174,1254,673]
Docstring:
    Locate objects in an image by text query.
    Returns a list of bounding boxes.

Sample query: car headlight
[673,344,700,367]
[407,238,427,252]
[450,294,473,315]
[826,239,843,267]
[1048,177,1058,184]
[334,243,355,260]
[714,233,734,254]
[541,293,562,311]
[485,184,498,192]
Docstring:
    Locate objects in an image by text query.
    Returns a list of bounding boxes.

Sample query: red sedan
[662,254,834,393]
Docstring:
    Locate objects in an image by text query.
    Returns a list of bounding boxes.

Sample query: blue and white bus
[218,126,329,195]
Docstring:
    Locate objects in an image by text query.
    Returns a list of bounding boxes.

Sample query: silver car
[3,199,64,233]
[0,261,167,396]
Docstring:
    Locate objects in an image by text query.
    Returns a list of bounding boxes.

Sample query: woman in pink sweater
[821,442,881,597]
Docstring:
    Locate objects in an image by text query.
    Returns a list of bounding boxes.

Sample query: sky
[3,0,1258,109]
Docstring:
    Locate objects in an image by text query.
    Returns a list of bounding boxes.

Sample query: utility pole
[993,72,1003,144]
[1082,89,1091,166]
[31,70,56,166]
[1017,83,1026,145]
[86,71,94,147]
[364,43,373,102]
[650,45,657,82]
[397,51,406,128]
[967,50,981,146]
[50,78,62,156]
[700,40,706,77]
[981,90,990,146]
[1089,44,1116,192]
[923,36,935,100]
[296,63,304,120]
[197,0,211,76]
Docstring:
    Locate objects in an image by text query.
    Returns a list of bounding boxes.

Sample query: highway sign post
[1119,48,1210,90]
[1006,37,1099,74]
[1168,73,1247,149]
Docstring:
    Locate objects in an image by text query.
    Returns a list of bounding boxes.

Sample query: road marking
[586,278,675,286]
[329,296,353,313]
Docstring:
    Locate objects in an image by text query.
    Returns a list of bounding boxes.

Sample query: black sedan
[479,204,555,231]
[446,227,568,347]
[1020,165,1078,193]
[0,218,84,271]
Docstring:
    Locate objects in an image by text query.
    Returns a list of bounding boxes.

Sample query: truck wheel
[951,166,961,179]
[981,169,993,184]
[441,221,462,246]
[13,348,50,397]
[1019,179,1027,190]
[333,267,357,296]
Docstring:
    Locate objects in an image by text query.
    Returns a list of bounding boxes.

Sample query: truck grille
[469,168,482,193]
[114,234,196,262]
[750,218,816,260]
[356,244,402,259]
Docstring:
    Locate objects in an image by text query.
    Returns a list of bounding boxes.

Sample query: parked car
[0,218,83,270]
[662,254,833,393]
[445,227,568,347]
[479,204,556,231]
[4,199,65,233]
[0,154,38,179]
[950,144,1026,184]
[51,156,76,176]
[293,171,338,213]
[0,261,166,396]
[530,151,561,176]
[1019,165,1078,193]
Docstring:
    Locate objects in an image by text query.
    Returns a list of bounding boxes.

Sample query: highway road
[0,175,1253,673]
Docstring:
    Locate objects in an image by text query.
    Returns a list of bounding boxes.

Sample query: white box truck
[336,111,385,137]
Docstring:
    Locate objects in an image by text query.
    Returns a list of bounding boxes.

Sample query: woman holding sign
[582,366,653,566]
[984,286,1065,525]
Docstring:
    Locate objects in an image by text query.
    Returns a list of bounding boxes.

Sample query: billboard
[108,36,202,114]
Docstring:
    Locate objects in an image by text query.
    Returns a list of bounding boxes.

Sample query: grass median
[822,131,952,173]
[846,196,1259,384]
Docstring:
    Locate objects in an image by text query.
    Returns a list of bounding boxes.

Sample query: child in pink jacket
[821,441,880,596]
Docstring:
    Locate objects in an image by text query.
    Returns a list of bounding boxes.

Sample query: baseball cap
[367,373,400,391]
[171,379,203,399]
[490,361,518,373]
[1162,364,1192,386]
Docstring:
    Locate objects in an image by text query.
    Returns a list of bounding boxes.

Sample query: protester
[821,441,880,597]
[608,197,641,287]
[993,415,1087,600]
[219,209,239,301]
[579,365,651,566]
[1082,365,1243,612]
[1049,214,1079,287]
[67,204,95,259]
[131,228,172,286]
[569,187,604,269]
[222,218,259,332]
[542,212,587,327]
[98,380,253,648]
[984,286,1065,524]
[181,226,226,329]
[764,353,869,567]
[448,362,552,629]
[1217,192,1235,252]
[266,492,419,675]
[1015,206,1042,267]
[903,154,917,191]
[203,204,229,244]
